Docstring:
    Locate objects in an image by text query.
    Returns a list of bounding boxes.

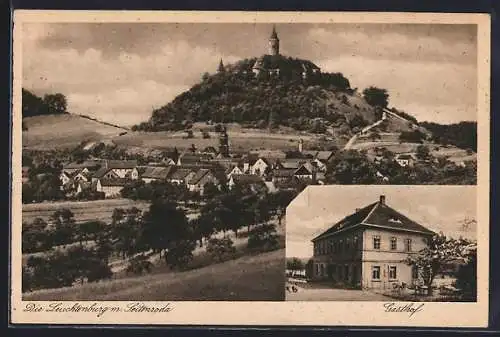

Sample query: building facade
[311,195,435,290]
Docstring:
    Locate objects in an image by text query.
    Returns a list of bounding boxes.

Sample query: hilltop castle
[217,25,322,80]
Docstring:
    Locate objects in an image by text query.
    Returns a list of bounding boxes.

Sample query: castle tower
[268,25,280,56]
[218,125,230,158]
[217,58,225,73]
[298,138,303,153]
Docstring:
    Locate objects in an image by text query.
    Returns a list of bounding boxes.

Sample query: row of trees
[23,185,296,292]
[22,89,68,118]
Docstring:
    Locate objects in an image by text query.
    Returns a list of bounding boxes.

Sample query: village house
[250,158,271,176]
[140,166,175,183]
[395,153,417,167]
[95,178,130,198]
[311,195,435,290]
[102,160,139,179]
[226,164,245,180]
[168,168,196,186]
[62,160,103,175]
[228,174,267,193]
[176,153,213,166]
[186,168,220,195]
[91,166,120,183]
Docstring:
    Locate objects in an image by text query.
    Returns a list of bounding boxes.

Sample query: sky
[22,22,478,127]
[285,185,477,259]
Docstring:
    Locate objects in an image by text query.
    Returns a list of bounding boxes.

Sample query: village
[21,125,450,203]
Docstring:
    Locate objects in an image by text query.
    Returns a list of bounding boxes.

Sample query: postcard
[11,10,490,327]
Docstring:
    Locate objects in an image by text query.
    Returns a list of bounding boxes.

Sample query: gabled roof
[141,166,175,180]
[273,168,296,178]
[179,153,212,163]
[187,169,213,185]
[105,160,138,169]
[169,168,194,180]
[93,167,116,179]
[312,196,435,242]
[316,151,334,161]
[279,159,306,169]
[231,174,265,185]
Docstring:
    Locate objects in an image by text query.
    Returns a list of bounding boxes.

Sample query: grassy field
[22,115,340,152]
[113,128,333,153]
[22,114,126,149]
[23,248,286,301]
[22,198,151,225]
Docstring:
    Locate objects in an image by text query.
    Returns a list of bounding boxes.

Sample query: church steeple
[217,58,225,73]
[268,25,280,56]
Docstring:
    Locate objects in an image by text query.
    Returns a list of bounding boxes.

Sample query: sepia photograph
[285,185,477,302]
[11,11,490,327]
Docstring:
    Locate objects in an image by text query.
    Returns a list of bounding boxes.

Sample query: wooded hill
[133,56,389,139]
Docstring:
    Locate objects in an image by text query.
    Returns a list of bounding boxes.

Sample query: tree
[406,233,474,295]
[141,200,190,260]
[416,145,430,160]
[287,257,304,271]
[399,130,425,144]
[454,245,477,301]
[126,254,153,275]
[206,237,236,263]
[110,207,143,258]
[305,259,314,279]
[165,239,196,270]
[247,224,279,251]
[50,209,76,246]
[43,93,68,115]
[362,86,389,108]
[326,150,377,184]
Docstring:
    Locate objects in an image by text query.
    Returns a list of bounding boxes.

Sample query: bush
[247,224,279,251]
[165,240,196,270]
[126,254,153,275]
[206,237,237,263]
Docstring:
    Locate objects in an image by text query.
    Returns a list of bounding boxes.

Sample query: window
[354,235,359,249]
[405,238,412,252]
[389,266,397,279]
[372,266,381,280]
[390,237,397,250]
[316,264,320,276]
[339,239,344,253]
[373,236,381,249]
[346,238,350,251]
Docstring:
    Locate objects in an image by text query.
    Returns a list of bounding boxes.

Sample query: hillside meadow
[22,115,126,149]
[23,248,286,301]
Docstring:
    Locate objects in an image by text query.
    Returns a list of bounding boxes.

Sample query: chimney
[355,208,361,212]
[380,195,386,205]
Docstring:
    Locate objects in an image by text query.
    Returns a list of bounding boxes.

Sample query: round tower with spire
[268,25,280,56]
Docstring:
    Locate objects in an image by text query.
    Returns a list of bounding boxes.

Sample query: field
[22,114,126,149]
[22,115,341,152]
[113,128,335,153]
[22,198,151,225]
[23,248,286,301]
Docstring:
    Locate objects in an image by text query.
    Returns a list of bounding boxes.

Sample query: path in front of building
[286,287,391,301]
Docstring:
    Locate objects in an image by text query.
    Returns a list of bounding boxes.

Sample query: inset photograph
[286,185,477,302]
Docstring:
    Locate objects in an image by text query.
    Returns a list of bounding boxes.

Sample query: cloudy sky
[22,23,477,126]
[286,185,477,258]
